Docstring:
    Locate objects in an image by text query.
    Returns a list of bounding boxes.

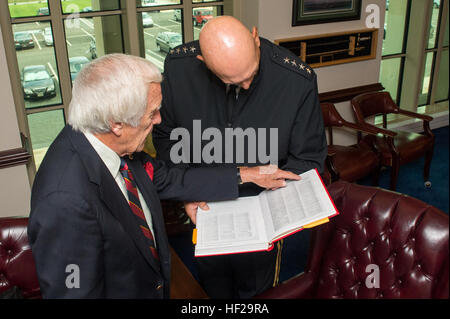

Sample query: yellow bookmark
[303,217,329,228]
[192,228,197,244]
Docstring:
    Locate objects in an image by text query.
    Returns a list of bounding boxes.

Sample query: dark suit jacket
[27,125,239,298]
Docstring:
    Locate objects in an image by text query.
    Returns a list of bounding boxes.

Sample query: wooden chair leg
[390,161,400,191]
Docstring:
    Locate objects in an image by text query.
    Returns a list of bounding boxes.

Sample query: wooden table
[169,246,208,299]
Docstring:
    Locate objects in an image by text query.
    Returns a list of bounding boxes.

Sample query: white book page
[259,169,336,240]
[196,196,268,251]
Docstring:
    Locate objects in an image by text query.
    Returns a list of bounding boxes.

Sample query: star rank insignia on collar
[182,47,188,53]
[170,49,174,54]
[190,46,196,53]
[272,53,313,80]
[175,48,181,54]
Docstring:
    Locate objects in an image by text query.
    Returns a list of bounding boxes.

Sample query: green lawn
[8,0,93,18]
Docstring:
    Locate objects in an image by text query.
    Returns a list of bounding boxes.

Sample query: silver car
[155,32,182,53]
[43,27,53,46]
[142,12,154,28]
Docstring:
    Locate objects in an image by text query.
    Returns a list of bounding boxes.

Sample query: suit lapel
[67,126,162,274]
[98,170,162,274]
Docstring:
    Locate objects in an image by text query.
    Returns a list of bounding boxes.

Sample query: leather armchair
[322,102,381,184]
[0,217,41,298]
[256,181,449,299]
[351,91,434,191]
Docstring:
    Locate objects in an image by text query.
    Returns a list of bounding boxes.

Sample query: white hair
[68,53,162,134]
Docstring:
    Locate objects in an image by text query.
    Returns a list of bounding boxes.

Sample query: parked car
[14,31,34,50]
[192,8,213,27]
[21,65,56,100]
[155,32,182,53]
[37,7,49,15]
[142,12,154,28]
[82,6,92,12]
[43,27,53,46]
[69,56,90,82]
[173,9,182,21]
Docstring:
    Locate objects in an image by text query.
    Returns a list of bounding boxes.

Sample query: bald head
[198,16,260,89]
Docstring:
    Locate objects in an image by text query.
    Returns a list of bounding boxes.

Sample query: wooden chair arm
[340,121,382,136]
[396,108,433,122]
[357,122,397,137]
[325,153,339,182]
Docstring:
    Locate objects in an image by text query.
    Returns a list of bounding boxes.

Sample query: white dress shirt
[84,132,156,246]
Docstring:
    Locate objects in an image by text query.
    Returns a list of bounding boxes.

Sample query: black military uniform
[153,37,327,298]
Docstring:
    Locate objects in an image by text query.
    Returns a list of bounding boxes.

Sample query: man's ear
[196,55,204,62]
[110,121,124,137]
[252,26,260,48]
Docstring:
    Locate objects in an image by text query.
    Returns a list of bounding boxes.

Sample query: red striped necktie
[119,157,159,261]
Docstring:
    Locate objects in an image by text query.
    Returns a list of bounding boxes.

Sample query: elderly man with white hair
[27,53,299,299]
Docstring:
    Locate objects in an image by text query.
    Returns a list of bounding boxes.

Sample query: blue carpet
[169,125,449,284]
[358,125,449,214]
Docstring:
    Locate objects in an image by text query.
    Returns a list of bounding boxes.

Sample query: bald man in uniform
[153,16,327,298]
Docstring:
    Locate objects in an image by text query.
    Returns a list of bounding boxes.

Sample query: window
[380,58,402,102]
[434,48,449,102]
[64,14,125,75]
[418,51,435,106]
[140,10,183,70]
[382,0,409,56]
[138,1,225,71]
[380,0,448,113]
[61,0,120,13]
[192,6,223,40]
[419,0,445,106]
[13,22,61,109]
[2,0,227,175]
[379,0,409,104]
[27,109,66,167]
[8,0,50,18]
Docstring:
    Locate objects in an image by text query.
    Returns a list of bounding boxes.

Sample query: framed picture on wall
[292,0,362,26]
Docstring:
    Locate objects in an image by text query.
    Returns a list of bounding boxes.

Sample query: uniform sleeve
[28,192,104,298]
[152,60,179,163]
[141,153,239,202]
[282,74,327,175]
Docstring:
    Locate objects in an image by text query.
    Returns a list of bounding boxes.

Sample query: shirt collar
[84,132,121,179]
[226,84,240,96]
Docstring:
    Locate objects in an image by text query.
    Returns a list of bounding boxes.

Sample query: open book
[194,169,338,257]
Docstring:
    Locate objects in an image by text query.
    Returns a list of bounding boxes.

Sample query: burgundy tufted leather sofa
[256,181,449,299]
[0,217,41,298]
